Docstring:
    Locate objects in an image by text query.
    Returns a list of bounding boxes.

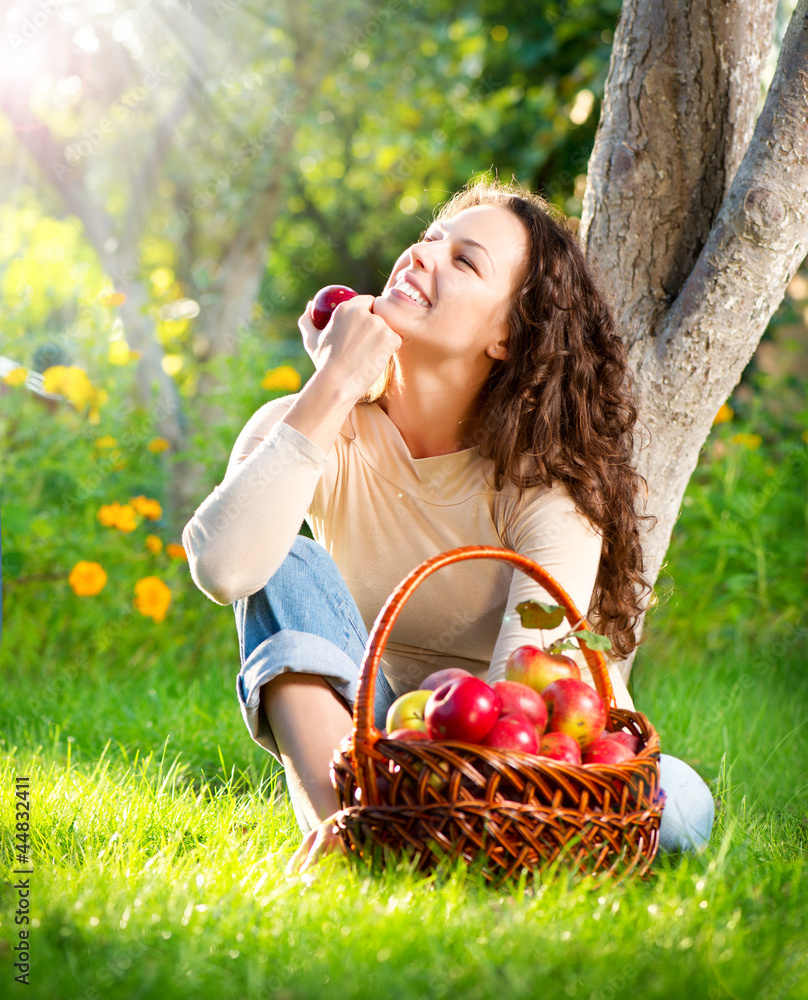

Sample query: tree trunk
[580,0,808,682]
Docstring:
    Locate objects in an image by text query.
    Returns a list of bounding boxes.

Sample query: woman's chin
[372,294,410,333]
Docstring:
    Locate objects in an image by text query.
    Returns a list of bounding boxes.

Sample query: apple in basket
[609,730,642,754]
[504,644,580,694]
[385,689,431,734]
[480,714,539,754]
[582,733,637,765]
[424,676,502,742]
[542,678,607,749]
[310,284,358,330]
[537,731,582,765]
[491,679,548,733]
[386,729,449,791]
[420,667,472,691]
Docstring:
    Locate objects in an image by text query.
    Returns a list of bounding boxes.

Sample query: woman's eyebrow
[430,223,495,272]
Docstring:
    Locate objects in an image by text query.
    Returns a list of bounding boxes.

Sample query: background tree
[1,0,805,687]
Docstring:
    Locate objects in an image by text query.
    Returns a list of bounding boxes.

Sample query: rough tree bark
[580,0,808,682]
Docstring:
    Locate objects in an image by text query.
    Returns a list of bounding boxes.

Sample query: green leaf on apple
[547,640,578,653]
[515,600,566,630]
[572,629,613,652]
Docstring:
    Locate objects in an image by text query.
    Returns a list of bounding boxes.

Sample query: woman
[183,178,715,872]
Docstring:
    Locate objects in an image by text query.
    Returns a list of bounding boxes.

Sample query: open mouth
[390,274,431,307]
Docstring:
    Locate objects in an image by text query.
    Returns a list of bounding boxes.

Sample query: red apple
[491,680,548,733]
[504,644,580,694]
[424,677,502,743]
[542,678,607,749]
[480,714,539,754]
[420,667,473,691]
[608,731,642,754]
[385,690,431,734]
[537,732,582,764]
[387,728,429,741]
[582,735,636,765]
[310,284,358,329]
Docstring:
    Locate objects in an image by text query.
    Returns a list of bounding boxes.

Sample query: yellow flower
[147,437,170,453]
[43,365,96,410]
[99,290,127,307]
[802,430,808,445]
[134,576,172,623]
[109,340,139,366]
[165,542,187,561]
[145,534,163,554]
[130,495,162,520]
[97,502,139,532]
[68,561,108,596]
[713,403,734,424]
[261,365,302,393]
[2,367,27,386]
[730,433,762,450]
[95,435,118,449]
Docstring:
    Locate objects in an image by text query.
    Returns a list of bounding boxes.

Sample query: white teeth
[395,276,429,307]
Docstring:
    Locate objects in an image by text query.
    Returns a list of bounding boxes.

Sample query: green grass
[2,383,807,998]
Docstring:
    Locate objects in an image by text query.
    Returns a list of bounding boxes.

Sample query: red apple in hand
[491,680,548,733]
[310,284,358,329]
[542,678,607,749]
[424,677,502,743]
[481,714,539,754]
[420,667,472,691]
[505,645,580,694]
[538,732,582,764]
[386,690,431,734]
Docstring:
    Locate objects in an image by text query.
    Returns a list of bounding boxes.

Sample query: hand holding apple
[310,284,358,330]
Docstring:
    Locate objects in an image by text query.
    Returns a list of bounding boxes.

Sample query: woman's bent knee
[658,754,715,854]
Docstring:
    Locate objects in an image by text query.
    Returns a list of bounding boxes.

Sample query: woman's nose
[409,242,433,271]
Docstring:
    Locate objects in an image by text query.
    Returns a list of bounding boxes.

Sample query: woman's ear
[489,340,510,361]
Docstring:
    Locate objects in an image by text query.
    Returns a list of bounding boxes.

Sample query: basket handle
[350,545,615,778]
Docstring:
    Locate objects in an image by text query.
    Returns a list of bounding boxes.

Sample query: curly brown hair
[364,177,657,660]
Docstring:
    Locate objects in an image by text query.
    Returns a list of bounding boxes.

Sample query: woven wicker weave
[330,546,664,885]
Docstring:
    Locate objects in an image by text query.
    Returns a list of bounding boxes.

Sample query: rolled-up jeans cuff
[236,628,392,764]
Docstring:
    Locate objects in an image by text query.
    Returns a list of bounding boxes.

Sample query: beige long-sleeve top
[183,395,634,711]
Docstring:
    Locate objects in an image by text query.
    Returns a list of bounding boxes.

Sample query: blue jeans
[234,536,714,854]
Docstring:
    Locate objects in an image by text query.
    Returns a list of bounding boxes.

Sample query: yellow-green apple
[480,714,539,754]
[386,689,431,734]
[424,677,502,742]
[582,734,636,765]
[491,679,548,733]
[420,667,472,691]
[505,645,580,694]
[537,731,581,764]
[310,284,358,330]
[542,678,607,748]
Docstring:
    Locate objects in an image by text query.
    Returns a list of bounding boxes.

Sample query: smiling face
[374,203,529,363]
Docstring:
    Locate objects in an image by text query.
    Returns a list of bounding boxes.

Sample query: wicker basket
[330,546,665,885]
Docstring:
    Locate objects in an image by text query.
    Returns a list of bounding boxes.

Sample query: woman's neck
[378,360,486,459]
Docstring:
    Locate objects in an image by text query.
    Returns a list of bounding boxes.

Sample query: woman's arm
[182,296,401,606]
[487,482,636,711]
